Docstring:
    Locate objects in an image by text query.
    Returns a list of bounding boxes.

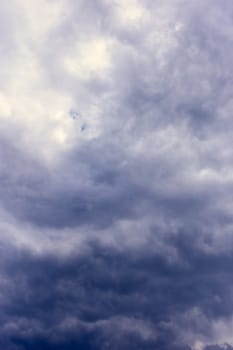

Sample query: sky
[0,0,233,349]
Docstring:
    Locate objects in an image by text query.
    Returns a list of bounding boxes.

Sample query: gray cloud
[0,0,233,349]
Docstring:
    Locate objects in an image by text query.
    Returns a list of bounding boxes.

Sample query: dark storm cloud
[0,0,233,349]
[1,235,233,349]
[0,136,218,233]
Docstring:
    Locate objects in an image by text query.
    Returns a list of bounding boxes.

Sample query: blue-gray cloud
[0,0,233,349]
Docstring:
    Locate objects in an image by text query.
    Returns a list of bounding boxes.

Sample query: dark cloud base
[0,237,232,350]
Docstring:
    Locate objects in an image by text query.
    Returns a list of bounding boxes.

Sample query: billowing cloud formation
[0,0,233,349]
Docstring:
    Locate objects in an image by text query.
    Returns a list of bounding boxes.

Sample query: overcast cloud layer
[0,0,233,349]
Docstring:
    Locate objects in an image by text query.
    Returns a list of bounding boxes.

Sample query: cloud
[0,0,233,349]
